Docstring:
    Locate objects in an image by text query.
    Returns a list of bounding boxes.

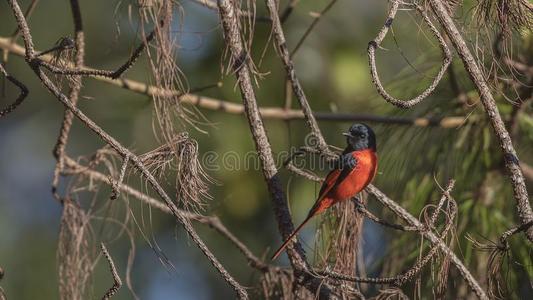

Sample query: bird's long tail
[271,213,315,260]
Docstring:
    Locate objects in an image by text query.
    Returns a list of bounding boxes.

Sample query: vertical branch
[52,0,85,197]
[109,154,129,201]
[217,0,306,266]
[216,0,334,297]
[427,0,533,242]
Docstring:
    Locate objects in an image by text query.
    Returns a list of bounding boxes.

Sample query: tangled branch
[427,0,533,242]
[5,0,247,298]
[368,1,452,109]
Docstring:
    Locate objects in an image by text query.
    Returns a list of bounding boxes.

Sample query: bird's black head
[343,123,376,152]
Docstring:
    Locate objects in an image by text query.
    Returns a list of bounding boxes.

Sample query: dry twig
[368,2,452,108]
[100,243,122,300]
[0,63,28,117]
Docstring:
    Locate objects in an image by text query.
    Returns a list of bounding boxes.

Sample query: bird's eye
[359,134,365,138]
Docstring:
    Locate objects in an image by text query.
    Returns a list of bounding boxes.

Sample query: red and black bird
[272,124,378,260]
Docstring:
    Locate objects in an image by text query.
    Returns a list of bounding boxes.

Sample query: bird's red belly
[329,150,377,202]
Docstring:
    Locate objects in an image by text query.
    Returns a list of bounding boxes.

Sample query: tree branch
[100,243,122,300]
[0,63,28,117]
[52,0,85,198]
[265,0,330,152]
[427,0,533,242]
[368,2,452,108]
[5,1,247,297]
[366,184,488,299]
[216,0,335,297]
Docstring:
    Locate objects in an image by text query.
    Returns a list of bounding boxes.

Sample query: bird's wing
[309,153,357,215]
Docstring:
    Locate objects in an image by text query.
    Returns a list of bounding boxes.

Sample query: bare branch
[368,2,452,108]
[100,243,122,300]
[0,63,28,117]
[6,1,247,297]
[366,184,488,299]
[354,203,418,232]
[290,0,338,57]
[109,154,129,201]
[39,28,155,79]
[52,0,85,199]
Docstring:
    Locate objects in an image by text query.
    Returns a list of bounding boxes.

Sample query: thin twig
[280,0,299,23]
[290,0,338,57]
[499,221,533,247]
[355,204,418,232]
[52,0,85,199]
[100,243,122,300]
[265,0,330,152]
[0,63,28,117]
[428,181,455,228]
[109,154,129,201]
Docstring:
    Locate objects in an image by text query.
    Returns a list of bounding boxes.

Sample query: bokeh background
[0,0,531,299]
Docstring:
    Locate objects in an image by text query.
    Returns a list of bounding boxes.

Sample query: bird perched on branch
[272,123,378,260]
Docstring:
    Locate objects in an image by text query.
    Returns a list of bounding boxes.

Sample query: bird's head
[342,123,376,151]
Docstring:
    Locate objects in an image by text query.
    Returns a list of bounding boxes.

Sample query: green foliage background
[0,0,531,299]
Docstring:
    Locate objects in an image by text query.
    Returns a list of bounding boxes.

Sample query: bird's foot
[351,196,366,211]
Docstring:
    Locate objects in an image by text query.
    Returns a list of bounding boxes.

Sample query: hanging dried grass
[140,132,213,212]
[258,269,316,300]
[57,198,94,300]
[372,287,409,300]
[135,0,198,137]
[313,195,366,298]
[466,234,510,299]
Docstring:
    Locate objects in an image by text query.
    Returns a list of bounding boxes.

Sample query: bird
[271,123,378,260]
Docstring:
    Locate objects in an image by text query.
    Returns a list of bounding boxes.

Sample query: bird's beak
[342,132,352,137]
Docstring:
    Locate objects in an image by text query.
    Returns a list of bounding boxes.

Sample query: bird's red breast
[311,149,377,215]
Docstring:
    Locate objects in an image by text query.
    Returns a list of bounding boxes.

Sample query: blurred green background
[0,0,531,299]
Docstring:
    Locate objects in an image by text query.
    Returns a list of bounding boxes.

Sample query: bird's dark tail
[271,214,314,260]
